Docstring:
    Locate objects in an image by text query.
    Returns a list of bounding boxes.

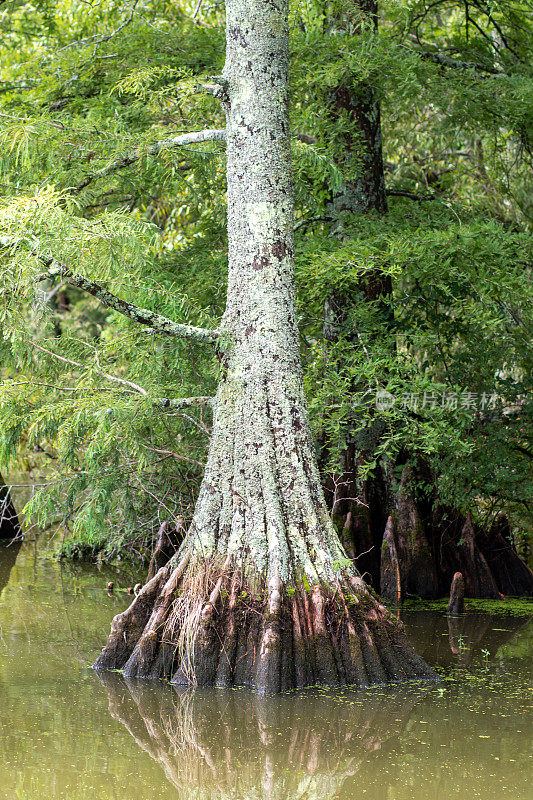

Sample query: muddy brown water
[0,539,531,800]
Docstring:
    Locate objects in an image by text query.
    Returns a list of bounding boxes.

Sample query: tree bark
[146,520,184,582]
[93,0,434,693]
[478,513,533,597]
[380,514,401,604]
[327,0,387,219]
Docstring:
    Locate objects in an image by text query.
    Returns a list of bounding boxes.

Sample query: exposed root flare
[94,556,436,693]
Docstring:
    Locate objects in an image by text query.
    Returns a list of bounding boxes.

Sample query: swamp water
[0,539,531,800]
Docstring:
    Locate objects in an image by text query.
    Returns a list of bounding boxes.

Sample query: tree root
[94,557,437,693]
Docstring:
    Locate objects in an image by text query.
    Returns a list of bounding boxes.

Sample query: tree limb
[152,396,214,410]
[75,128,226,192]
[52,0,141,56]
[385,189,437,202]
[406,39,505,76]
[199,76,231,105]
[36,259,219,342]
[28,340,148,395]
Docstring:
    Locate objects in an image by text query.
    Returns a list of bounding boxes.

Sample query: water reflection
[100,674,427,800]
[0,541,21,596]
[0,542,531,800]
[403,610,530,668]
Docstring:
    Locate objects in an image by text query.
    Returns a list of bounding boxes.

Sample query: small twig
[51,0,141,57]
[74,128,226,193]
[385,189,436,202]
[28,340,148,395]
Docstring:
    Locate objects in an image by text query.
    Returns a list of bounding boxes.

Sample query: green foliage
[297,201,532,517]
[0,0,531,559]
[403,596,533,617]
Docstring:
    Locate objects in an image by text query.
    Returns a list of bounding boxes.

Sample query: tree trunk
[0,474,21,541]
[320,0,396,590]
[393,467,439,598]
[146,520,184,582]
[478,513,533,597]
[327,0,387,218]
[380,515,401,604]
[93,0,434,693]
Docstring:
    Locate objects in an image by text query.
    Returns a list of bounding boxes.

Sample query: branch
[75,128,226,192]
[52,0,141,56]
[407,40,505,76]
[0,236,218,343]
[28,340,148,395]
[152,396,214,410]
[36,259,219,343]
[6,380,214,414]
[198,76,231,106]
[294,215,332,231]
[385,189,436,202]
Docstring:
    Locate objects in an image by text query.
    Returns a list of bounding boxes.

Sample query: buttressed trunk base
[93,0,435,693]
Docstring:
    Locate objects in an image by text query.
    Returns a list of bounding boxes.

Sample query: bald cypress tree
[91,0,434,692]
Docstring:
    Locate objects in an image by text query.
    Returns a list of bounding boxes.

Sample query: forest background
[0,0,531,598]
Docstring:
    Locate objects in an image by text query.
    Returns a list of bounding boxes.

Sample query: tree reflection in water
[99,673,428,800]
[0,542,21,596]
[403,610,530,668]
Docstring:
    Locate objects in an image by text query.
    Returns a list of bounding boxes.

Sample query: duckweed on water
[403,596,533,617]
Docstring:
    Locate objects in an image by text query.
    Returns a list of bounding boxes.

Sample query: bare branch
[385,189,436,202]
[152,396,214,410]
[52,0,141,56]
[36,259,220,343]
[294,215,332,231]
[406,39,505,76]
[75,128,226,192]
[28,340,148,395]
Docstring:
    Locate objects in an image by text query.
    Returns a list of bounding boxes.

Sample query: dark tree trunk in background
[378,467,439,601]
[479,513,533,596]
[322,4,447,597]
[0,474,20,541]
[454,515,501,599]
[327,0,387,219]
[433,506,533,598]
[321,0,396,590]
[380,515,401,604]
[320,1,533,601]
